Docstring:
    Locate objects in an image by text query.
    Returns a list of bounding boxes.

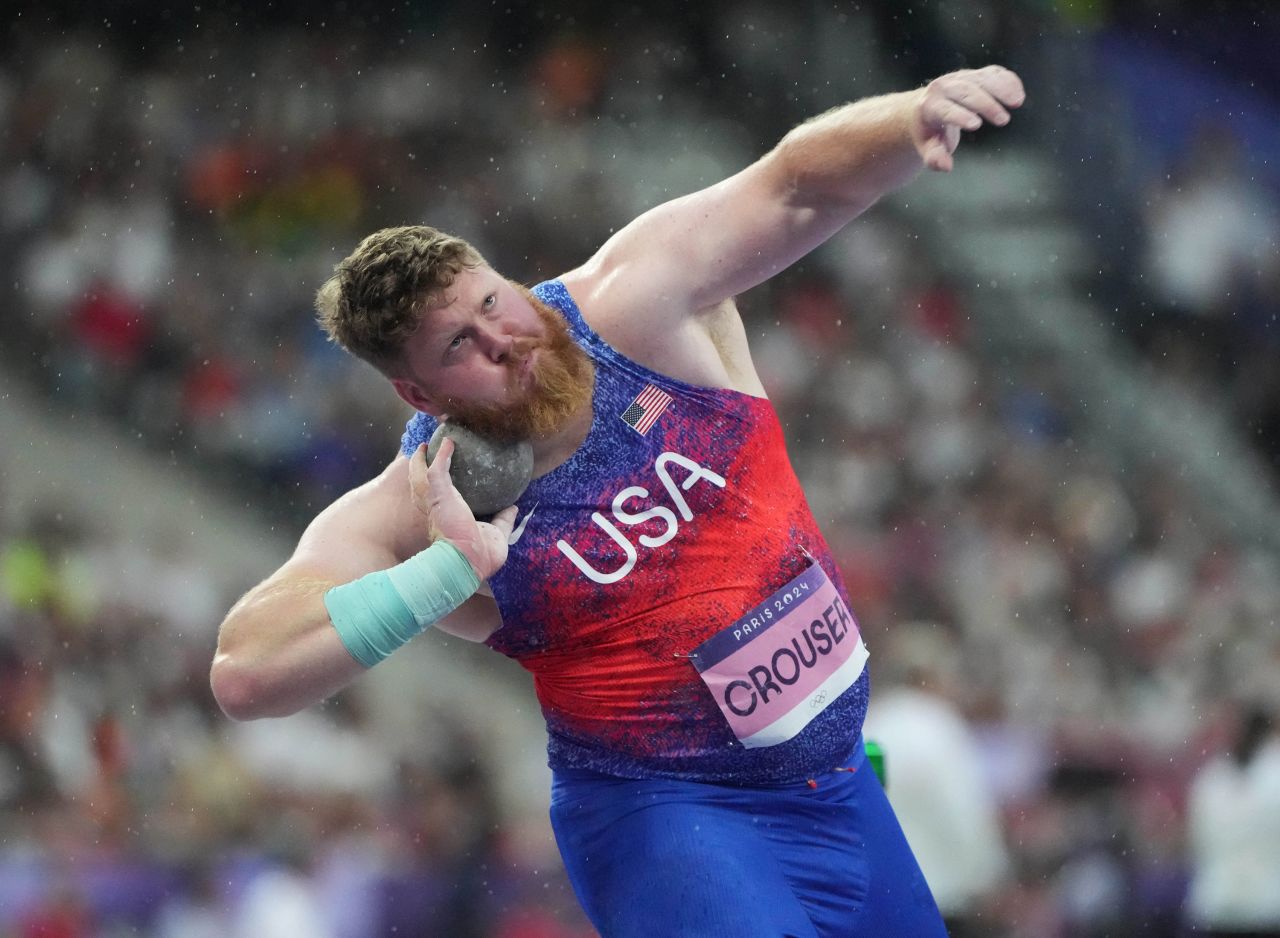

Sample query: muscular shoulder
[559,267,766,396]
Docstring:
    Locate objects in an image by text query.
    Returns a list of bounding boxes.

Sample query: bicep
[585,153,852,314]
[289,464,409,585]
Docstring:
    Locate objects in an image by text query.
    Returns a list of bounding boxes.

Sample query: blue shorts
[549,738,946,938]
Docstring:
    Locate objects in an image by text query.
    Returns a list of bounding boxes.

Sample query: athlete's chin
[447,387,584,441]
[447,332,594,440]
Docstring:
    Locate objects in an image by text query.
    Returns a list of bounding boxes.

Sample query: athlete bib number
[690,563,869,749]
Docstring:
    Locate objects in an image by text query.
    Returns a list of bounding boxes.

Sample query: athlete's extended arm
[572,66,1025,316]
[210,441,513,721]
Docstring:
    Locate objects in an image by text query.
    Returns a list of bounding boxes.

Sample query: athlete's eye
[447,334,466,354]
[483,293,497,310]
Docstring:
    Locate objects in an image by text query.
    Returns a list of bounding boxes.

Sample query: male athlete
[212,66,1025,936]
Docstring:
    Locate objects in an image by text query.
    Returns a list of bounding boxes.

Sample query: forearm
[211,574,365,720]
[774,89,927,211]
[211,535,490,719]
[577,68,1020,313]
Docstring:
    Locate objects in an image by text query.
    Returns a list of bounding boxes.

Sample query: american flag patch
[620,383,673,435]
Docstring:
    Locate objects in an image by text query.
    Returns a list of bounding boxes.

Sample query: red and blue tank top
[401,280,869,783]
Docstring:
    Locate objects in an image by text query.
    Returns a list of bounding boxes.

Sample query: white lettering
[611,486,679,548]
[556,512,638,585]
[557,451,727,584]
[655,452,726,522]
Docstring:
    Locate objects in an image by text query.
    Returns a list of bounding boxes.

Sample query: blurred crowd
[1,2,1278,936]
[1135,122,1280,476]
[0,505,590,937]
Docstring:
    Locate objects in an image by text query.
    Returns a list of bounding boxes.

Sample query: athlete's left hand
[911,65,1025,172]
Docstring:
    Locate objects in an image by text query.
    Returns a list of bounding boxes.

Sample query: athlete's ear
[391,377,444,417]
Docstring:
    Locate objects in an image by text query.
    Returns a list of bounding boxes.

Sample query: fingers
[957,84,1010,127]
[922,121,962,171]
[424,437,454,484]
[923,65,1025,134]
[489,505,518,538]
[924,142,954,173]
[923,80,1002,131]
[409,443,432,514]
[411,439,464,524]
[926,93,985,131]
[978,64,1026,109]
[915,65,1022,173]
[424,438,467,506]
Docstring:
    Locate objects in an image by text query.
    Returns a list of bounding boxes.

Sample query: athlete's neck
[530,399,593,478]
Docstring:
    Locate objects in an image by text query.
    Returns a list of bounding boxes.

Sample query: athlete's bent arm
[570,66,1025,320]
[210,442,512,721]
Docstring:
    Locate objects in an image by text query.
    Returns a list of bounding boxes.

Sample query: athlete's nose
[482,325,515,362]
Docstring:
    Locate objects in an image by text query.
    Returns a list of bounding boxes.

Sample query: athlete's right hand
[409,440,517,581]
[910,65,1025,173]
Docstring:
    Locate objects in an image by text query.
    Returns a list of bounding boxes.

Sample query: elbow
[209,653,270,722]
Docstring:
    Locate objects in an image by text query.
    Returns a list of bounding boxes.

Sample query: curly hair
[315,226,486,374]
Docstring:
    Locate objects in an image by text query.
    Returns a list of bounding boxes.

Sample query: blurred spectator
[152,864,227,938]
[232,858,337,938]
[1143,124,1277,326]
[1184,702,1280,937]
[862,621,1010,937]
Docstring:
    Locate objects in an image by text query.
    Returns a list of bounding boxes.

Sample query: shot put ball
[427,422,534,516]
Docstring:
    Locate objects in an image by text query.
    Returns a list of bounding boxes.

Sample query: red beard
[441,289,595,441]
